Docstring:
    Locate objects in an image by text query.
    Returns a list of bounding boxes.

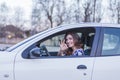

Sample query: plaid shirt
[72,48,84,56]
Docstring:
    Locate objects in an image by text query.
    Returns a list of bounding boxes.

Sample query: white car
[0,23,120,80]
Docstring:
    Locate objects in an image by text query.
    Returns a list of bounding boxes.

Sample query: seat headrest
[86,35,94,47]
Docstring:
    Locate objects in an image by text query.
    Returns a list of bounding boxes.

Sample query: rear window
[102,27,120,56]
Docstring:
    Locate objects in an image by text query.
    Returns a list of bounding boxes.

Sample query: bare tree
[81,0,102,22]
[93,0,102,22]
[82,0,92,22]
[75,0,81,23]
[14,7,24,25]
[93,0,96,22]
[38,0,57,28]
[31,0,104,32]
[31,0,42,34]
[117,1,120,23]
[0,2,9,26]
[32,0,69,30]
[63,0,82,24]
[12,7,26,30]
[109,0,120,23]
[31,0,57,31]
[55,0,66,26]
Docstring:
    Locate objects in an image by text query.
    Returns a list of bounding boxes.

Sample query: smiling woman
[58,32,84,56]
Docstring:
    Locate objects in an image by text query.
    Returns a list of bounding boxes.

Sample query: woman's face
[65,34,75,48]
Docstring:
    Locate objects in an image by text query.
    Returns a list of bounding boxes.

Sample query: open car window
[40,34,65,56]
[22,27,95,58]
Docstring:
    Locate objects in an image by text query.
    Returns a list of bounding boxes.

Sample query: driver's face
[66,34,75,48]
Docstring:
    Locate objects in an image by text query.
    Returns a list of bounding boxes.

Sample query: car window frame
[97,27,120,57]
[90,27,101,57]
[22,27,100,59]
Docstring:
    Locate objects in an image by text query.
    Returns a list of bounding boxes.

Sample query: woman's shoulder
[73,48,84,56]
[76,48,84,52]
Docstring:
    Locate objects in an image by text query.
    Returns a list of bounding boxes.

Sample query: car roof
[57,23,120,29]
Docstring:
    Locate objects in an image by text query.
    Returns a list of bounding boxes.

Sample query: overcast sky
[0,0,112,25]
[0,0,32,19]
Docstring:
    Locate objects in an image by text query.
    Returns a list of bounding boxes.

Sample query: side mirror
[29,47,41,58]
[29,45,50,58]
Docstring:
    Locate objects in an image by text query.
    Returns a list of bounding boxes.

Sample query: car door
[92,27,120,80]
[14,27,100,80]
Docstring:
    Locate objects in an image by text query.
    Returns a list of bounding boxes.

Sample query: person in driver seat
[58,32,84,56]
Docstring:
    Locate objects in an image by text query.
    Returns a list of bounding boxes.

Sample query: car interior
[22,27,95,58]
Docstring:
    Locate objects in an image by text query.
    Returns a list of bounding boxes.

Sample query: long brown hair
[64,32,83,55]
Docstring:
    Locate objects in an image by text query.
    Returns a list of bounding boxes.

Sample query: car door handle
[77,65,87,69]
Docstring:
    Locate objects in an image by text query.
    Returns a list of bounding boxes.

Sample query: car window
[36,28,95,57]
[40,33,83,56]
[40,34,65,56]
[101,28,120,56]
[22,27,96,58]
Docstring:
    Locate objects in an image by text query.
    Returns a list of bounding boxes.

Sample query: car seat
[84,35,94,56]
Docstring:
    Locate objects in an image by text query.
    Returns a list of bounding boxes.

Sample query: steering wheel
[40,45,51,56]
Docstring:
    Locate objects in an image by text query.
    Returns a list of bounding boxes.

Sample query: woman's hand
[59,40,68,51]
[57,39,68,56]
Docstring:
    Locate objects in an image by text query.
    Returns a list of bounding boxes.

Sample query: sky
[0,0,32,29]
[0,0,113,28]
[0,0,32,19]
